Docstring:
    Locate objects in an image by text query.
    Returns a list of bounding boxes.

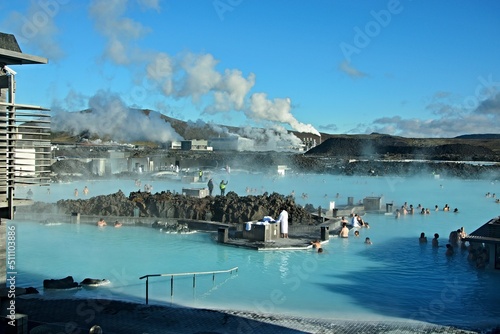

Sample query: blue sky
[2,0,500,139]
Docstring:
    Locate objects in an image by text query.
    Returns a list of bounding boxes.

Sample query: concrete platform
[217,223,332,251]
[221,235,328,251]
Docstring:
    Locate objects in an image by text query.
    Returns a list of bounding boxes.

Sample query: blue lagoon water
[13,172,500,329]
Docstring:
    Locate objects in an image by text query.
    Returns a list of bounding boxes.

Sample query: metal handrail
[139,266,238,304]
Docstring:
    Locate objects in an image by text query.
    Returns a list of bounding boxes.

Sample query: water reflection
[322,237,500,328]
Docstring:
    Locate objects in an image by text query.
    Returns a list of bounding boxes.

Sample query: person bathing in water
[310,240,323,252]
[339,222,349,238]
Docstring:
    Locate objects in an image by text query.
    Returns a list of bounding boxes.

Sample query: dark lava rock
[26,190,315,226]
[43,276,80,289]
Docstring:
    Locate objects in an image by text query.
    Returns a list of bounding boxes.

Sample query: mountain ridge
[50,108,500,159]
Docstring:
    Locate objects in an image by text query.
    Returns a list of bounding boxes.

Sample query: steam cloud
[6,0,321,146]
[144,51,321,136]
[52,90,183,143]
[88,0,320,138]
[4,1,498,139]
[237,125,304,151]
[185,120,304,151]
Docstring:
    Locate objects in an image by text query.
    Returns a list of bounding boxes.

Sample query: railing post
[145,277,149,305]
[171,275,174,296]
[193,274,196,288]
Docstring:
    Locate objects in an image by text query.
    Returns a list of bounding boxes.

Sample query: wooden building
[463,216,500,270]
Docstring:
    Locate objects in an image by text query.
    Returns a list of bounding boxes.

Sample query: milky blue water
[12,171,500,329]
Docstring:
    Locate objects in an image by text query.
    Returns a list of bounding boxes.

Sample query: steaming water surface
[13,173,500,329]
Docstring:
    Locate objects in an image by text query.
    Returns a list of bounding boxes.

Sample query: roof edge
[0,48,48,65]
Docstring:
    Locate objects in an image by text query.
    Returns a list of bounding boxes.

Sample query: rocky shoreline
[20,190,318,227]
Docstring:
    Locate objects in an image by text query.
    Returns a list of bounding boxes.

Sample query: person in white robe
[277,207,289,238]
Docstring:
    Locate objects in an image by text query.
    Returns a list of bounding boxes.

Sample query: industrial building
[0,33,51,292]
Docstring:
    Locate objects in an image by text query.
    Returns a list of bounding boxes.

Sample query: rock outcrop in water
[27,190,316,225]
[43,276,80,290]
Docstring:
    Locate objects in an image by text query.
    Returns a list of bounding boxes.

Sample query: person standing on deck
[207,178,214,196]
[219,180,228,196]
[199,169,203,182]
[277,207,289,238]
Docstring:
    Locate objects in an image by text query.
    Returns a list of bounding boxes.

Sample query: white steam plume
[247,93,320,136]
[146,52,319,135]
[86,0,321,137]
[185,120,303,151]
[237,125,303,151]
[52,90,183,143]
[199,122,303,151]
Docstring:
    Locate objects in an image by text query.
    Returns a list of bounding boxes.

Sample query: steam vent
[0,32,50,288]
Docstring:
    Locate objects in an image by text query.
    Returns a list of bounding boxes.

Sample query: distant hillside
[455,134,500,139]
[50,109,500,160]
[306,133,500,161]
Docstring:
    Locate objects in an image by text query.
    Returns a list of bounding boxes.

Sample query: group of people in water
[337,213,372,245]
[419,227,490,268]
[309,217,372,253]
[74,186,90,197]
[485,192,500,203]
[338,213,370,229]
[395,202,459,217]
[97,218,122,228]
[134,179,153,193]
